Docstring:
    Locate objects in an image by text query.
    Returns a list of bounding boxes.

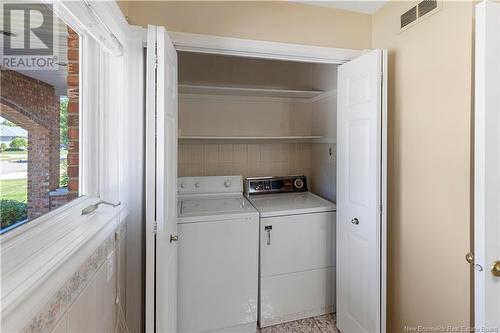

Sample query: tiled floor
[259,313,338,333]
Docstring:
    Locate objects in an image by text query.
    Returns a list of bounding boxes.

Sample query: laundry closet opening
[175,51,340,330]
[177,51,339,203]
[146,28,385,333]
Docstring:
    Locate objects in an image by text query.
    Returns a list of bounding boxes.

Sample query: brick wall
[0,70,60,219]
[0,28,79,219]
[67,27,79,200]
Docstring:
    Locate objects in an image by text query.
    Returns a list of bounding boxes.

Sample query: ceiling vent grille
[400,0,441,32]
[418,0,438,17]
[401,6,417,29]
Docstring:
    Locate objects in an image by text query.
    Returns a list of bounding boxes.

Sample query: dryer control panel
[244,175,308,196]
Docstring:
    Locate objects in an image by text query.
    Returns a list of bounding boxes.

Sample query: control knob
[294,178,304,189]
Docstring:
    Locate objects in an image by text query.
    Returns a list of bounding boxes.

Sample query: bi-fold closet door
[144,23,387,333]
[145,25,178,333]
[336,49,387,333]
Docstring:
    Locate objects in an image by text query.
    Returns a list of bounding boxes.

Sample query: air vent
[418,0,437,17]
[399,1,440,33]
[401,6,417,29]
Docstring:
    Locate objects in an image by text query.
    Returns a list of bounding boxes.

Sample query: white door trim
[144,25,157,333]
[168,31,363,64]
[381,50,388,333]
[474,1,500,328]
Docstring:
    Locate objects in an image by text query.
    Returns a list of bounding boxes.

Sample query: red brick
[68,127,79,140]
[67,153,79,165]
[68,141,79,153]
[67,35,79,49]
[68,62,79,75]
[68,101,79,113]
[67,87,79,100]
[67,74,78,86]
[67,114,79,127]
[67,166,79,177]
[0,29,80,218]
[68,49,79,61]
[68,179,79,191]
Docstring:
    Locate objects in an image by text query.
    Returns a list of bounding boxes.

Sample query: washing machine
[177,176,259,333]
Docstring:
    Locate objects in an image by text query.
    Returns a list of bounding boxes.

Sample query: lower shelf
[178,136,324,143]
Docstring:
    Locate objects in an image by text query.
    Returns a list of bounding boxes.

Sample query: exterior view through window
[0,2,80,233]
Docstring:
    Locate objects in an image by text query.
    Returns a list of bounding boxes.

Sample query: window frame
[0,1,127,330]
[1,2,99,239]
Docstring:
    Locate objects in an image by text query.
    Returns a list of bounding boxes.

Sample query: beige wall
[118,1,372,49]
[118,1,475,331]
[372,1,473,331]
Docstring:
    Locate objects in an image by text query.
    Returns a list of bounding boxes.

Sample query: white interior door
[474,1,500,328]
[145,25,178,333]
[336,49,387,333]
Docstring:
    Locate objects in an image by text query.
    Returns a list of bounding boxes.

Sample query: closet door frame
[141,30,386,333]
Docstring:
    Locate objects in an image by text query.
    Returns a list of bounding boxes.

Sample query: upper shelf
[178,84,324,99]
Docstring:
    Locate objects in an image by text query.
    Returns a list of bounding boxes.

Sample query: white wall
[49,229,127,333]
[310,143,336,202]
[310,64,337,202]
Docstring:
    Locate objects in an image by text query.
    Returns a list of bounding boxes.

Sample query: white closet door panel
[336,49,386,333]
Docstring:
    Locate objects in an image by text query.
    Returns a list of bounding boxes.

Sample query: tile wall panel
[178,143,312,180]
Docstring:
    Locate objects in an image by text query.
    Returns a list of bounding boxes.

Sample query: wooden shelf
[178,84,324,99]
[178,135,324,143]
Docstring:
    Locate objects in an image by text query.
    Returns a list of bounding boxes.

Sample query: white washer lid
[247,192,336,218]
[178,195,258,223]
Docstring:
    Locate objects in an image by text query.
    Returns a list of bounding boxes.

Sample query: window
[0,2,81,233]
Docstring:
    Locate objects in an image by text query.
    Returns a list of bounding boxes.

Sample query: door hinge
[380,204,383,215]
[154,55,158,69]
[153,221,158,234]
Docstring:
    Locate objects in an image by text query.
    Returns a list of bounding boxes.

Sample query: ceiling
[293,1,388,14]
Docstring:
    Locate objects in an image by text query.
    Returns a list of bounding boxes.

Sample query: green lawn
[0,178,27,202]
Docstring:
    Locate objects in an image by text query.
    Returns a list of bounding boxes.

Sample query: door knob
[465,252,474,264]
[492,260,500,277]
[170,235,179,243]
[351,218,359,225]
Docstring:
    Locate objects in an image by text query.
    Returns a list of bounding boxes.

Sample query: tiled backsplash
[178,143,312,179]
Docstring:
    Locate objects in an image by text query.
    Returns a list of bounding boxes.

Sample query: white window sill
[0,196,127,331]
